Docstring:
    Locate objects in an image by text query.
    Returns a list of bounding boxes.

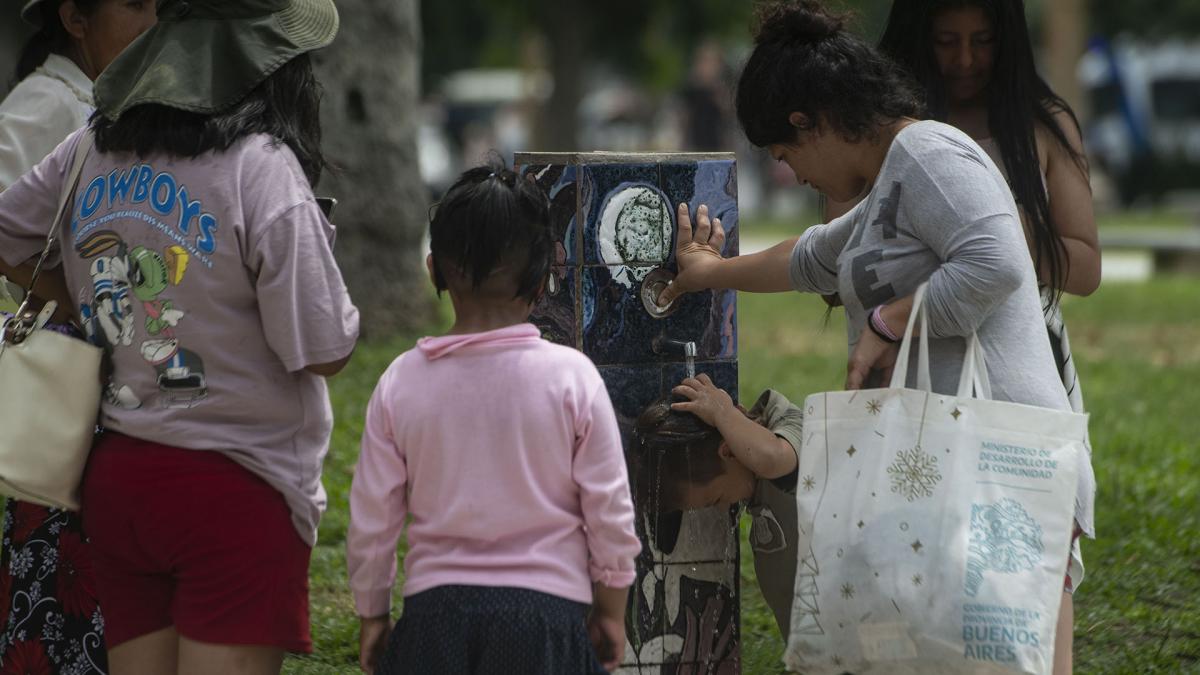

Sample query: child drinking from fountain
[634,374,804,639]
[346,162,641,675]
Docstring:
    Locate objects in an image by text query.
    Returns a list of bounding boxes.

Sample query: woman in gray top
[657,2,1093,673]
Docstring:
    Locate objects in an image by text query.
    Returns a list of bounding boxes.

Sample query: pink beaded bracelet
[868,304,899,343]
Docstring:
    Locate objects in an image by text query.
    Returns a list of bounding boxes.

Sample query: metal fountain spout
[652,335,697,379]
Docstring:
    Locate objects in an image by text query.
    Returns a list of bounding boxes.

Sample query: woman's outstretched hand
[656,203,726,307]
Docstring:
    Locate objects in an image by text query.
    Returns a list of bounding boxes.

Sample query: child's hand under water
[672,375,800,481]
[671,373,736,427]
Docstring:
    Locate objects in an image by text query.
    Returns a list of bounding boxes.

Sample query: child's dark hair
[632,399,726,513]
[735,0,924,147]
[429,158,553,304]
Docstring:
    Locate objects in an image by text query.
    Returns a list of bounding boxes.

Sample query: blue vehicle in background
[1079,37,1200,206]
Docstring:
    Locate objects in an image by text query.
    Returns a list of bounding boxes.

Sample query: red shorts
[82,432,312,652]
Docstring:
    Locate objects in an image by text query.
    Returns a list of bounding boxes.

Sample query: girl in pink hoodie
[346,163,641,675]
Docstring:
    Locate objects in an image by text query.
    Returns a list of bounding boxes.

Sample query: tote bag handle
[955,333,993,400]
[887,281,993,401]
[887,282,931,391]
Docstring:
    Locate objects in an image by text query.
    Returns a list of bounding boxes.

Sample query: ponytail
[736,0,924,147]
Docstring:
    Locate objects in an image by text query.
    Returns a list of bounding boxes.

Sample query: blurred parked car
[1080,37,1200,205]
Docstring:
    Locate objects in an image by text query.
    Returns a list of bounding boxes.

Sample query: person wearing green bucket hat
[93,0,339,122]
[0,1,358,673]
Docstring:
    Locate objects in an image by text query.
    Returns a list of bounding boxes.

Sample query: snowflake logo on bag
[887,445,942,501]
[964,498,1045,597]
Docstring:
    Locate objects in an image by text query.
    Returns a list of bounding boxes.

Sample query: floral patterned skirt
[0,500,107,674]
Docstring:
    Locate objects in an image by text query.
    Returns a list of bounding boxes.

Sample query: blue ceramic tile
[597,364,663,431]
[662,284,736,363]
[582,265,658,366]
[519,162,581,264]
[598,363,676,559]
[530,266,576,348]
[581,163,672,266]
[556,154,741,671]
[582,266,736,366]
[659,160,740,259]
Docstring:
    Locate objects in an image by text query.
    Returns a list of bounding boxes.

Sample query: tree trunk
[313,0,433,339]
[1044,0,1088,123]
[537,0,585,150]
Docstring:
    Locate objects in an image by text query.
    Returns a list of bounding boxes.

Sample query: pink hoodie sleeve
[573,381,642,589]
[346,370,408,617]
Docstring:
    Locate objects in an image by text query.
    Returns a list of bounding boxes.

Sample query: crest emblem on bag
[965,498,1045,597]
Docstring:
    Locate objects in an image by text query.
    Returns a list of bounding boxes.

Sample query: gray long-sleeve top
[790,121,1070,413]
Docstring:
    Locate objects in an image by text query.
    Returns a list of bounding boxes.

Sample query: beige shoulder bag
[0,131,102,511]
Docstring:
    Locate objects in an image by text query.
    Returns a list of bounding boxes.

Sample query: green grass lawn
[286,276,1200,674]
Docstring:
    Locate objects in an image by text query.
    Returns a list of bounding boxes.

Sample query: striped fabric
[1043,287,1094,597]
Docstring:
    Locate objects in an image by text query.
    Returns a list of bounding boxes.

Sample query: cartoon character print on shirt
[75,230,207,409]
[845,181,902,312]
[75,230,140,408]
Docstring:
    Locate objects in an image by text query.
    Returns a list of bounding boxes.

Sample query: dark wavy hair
[879,0,1089,306]
[735,0,925,147]
[91,55,328,186]
[631,398,727,514]
[428,157,553,304]
[12,0,101,85]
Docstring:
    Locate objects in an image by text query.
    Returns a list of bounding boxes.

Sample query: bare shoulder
[1035,105,1088,179]
[1036,105,1086,154]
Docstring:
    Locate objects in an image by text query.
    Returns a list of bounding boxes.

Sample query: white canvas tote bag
[785,282,1086,675]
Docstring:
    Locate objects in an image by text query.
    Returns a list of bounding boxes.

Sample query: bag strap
[955,333,994,400]
[12,130,94,321]
[888,281,993,400]
[888,281,931,391]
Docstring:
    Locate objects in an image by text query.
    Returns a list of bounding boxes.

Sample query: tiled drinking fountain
[515,152,741,673]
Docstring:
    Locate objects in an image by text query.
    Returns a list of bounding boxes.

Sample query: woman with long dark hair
[657,1,1094,672]
[0,1,358,672]
[875,0,1099,399]
[877,0,1100,297]
[877,5,1097,669]
[0,2,154,672]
